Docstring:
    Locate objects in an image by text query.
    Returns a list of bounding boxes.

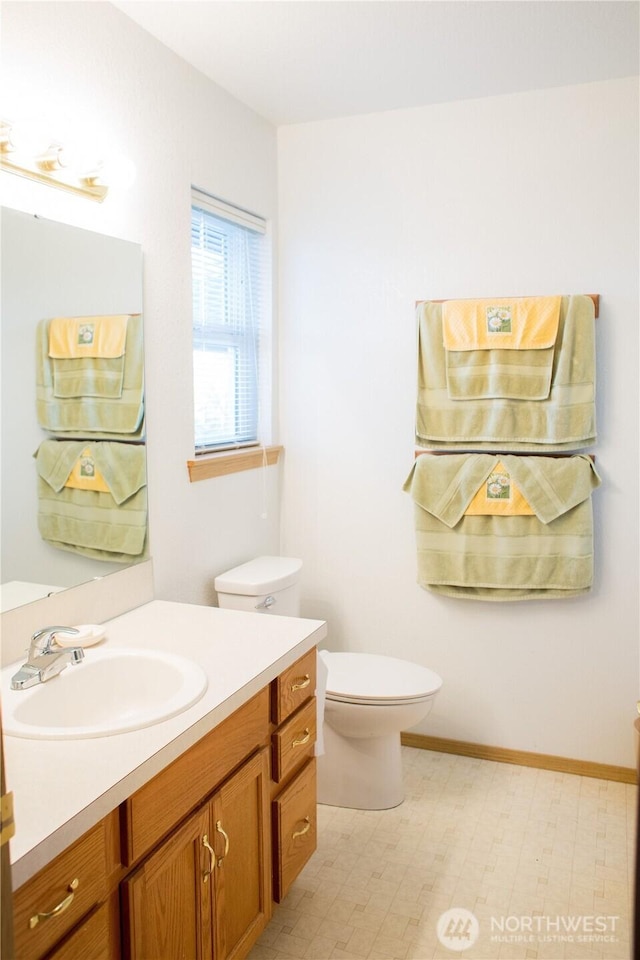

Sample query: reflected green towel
[416,295,596,450]
[36,314,144,436]
[43,416,146,443]
[52,355,125,399]
[35,440,148,562]
[403,453,601,601]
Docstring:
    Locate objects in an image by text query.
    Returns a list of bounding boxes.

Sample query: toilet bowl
[214,556,443,811]
[317,651,442,810]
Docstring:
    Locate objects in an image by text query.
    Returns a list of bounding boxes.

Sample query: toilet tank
[214,556,302,616]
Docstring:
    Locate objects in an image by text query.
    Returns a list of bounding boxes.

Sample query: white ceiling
[112,1,640,125]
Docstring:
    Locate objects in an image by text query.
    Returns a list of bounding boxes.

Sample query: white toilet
[317,650,442,810]
[214,556,443,811]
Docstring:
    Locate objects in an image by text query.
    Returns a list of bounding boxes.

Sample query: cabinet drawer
[13,820,109,960]
[271,698,316,783]
[123,687,269,865]
[46,903,112,960]
[272,758,316,902]
[271,648,316,725]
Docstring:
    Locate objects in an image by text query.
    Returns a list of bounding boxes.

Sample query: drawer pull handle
[202,834,215,883]
[292,817,311,840]
[290,674,310,692]
[29,878,79,929]
[292,728,311,747]
[216,820,230,866]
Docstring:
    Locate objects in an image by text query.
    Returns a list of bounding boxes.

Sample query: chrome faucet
[10,626,84,690]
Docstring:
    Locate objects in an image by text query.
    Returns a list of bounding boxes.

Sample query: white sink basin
[1,647,208,739]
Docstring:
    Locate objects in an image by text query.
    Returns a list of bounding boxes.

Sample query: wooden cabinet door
[211,748,271,960]
[13,819,110,960]
[122,805,213,960]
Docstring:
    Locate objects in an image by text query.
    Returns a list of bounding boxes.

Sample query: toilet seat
[321,651,442,706]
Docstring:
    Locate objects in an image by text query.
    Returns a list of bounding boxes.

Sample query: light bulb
[9,118,52,157]
[36,142,68,171]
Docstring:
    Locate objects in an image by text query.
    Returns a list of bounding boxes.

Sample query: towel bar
[416,294,600,318]
[415,451,595,460]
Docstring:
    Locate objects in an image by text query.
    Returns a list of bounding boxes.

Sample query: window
[191,189,267,454]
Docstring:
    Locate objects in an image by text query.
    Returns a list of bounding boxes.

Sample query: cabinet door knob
[290,674,310,692]
[215,819,230,866]
[29,878,79,929]
[292,728,311,747]
[291,817,311,840]
[202,834,215,883]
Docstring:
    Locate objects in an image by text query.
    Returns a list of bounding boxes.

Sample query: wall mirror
[0,207,147,612]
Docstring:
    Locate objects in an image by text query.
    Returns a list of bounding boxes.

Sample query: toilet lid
[321,651,442,704]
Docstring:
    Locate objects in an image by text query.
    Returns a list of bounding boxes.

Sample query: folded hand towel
[403,453,600,601]
[36,314,144,436]
[416,295,596,450]
[442,297,561,351]
[442,296,561,401]
[48,312,131,400]
[52,356,126,400]
[48,315,129,358]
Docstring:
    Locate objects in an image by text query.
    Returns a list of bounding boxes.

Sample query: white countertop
[3,599,326,889]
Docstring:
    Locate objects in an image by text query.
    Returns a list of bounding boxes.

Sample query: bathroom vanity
[3,599,326,959]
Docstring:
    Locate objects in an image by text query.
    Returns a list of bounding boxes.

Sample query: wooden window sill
[187,445,283,482]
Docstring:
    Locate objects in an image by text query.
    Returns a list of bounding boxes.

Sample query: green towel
[403,453,601,601]
[36,314,144,437]
[52,355,125,399]
[35,440,148,562]
[445,343,555,400]
[416,295,596,450]
[43,417,146,443]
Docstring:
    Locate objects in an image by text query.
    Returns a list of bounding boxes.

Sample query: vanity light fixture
[0,119,108,203]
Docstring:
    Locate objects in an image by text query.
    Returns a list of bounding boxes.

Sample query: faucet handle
[30,625,80,657]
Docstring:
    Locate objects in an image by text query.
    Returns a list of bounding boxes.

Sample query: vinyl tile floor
[249,747,637,960]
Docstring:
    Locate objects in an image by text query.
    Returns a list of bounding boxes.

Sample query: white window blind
[191,190,266,453]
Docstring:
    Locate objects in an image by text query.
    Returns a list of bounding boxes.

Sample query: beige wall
[278,78,639,767]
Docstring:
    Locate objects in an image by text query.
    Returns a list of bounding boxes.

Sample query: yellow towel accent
[442,296,561,351]
[464,462,535,516]
[64,449,112,493]
[49,315,129,359]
